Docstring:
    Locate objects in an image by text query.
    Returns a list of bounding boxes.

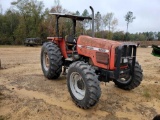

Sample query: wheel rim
[43,51,49,71]
[70,72,86,100]
[117,73,132,84]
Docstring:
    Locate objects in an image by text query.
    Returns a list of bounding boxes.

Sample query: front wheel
[113,62,143,90]
[67,61,101,109]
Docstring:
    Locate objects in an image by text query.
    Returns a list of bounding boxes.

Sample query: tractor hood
[77,35,122,50]
[76,35,137,70]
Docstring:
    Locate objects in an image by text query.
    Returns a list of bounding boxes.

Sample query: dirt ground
[0,46,160,120]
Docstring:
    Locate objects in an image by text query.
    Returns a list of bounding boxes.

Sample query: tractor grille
[96,52,109,64]
[115,44,136,66]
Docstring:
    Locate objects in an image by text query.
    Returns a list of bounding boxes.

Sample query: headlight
[121,58,128,63]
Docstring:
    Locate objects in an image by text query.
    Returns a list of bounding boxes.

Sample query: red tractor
[41,6,143,109]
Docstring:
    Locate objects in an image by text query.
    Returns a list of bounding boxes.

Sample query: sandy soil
[0,46,160,120]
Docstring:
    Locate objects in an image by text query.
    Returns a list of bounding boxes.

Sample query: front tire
[41,42,63,79]
[67,61,101,109]
[113,62,143,90]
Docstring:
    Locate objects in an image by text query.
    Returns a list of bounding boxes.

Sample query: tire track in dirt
[0,63,109,118]
[1,47,160,120]
[3,84,110,117]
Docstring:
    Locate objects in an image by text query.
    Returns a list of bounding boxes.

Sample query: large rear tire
[67,61,101,109]
[41,42,63,79]
[113,62,143,90]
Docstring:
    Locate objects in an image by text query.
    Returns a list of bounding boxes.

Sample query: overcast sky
[0,0,160,33]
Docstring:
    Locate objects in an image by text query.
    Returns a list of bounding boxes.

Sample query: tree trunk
[126,23,129,33]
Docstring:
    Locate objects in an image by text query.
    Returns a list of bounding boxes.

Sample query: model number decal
[86,46,94,50]
[78,44,109,53]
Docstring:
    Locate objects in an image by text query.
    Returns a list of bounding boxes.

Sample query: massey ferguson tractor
[41,6,143,109]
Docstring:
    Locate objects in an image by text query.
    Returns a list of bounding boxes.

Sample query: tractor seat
[65,35,76,45]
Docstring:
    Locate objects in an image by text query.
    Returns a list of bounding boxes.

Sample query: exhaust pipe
[90,6,94,37]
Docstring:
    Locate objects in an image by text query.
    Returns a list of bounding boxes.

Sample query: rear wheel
[41,42,63,79]
[67,61,101,109]
[113,62,143,90]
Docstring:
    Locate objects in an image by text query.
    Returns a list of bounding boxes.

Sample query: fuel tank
[77,35,122,69]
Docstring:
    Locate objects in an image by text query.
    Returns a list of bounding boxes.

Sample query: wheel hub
[118,71,132,83]
[45,53,49,68]
[43,51,50,71]
[70,72,86,100]
[77,80,85,90]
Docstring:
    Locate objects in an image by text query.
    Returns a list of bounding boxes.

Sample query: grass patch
[143,89,151,98]
[0,45,41,48]
[0,45,24,48]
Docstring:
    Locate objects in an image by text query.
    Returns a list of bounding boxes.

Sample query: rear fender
[47,37,68,58]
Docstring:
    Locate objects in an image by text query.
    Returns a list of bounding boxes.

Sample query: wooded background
[0,0,160,45]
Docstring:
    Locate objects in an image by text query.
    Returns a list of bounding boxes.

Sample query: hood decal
[78,44,109,53]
